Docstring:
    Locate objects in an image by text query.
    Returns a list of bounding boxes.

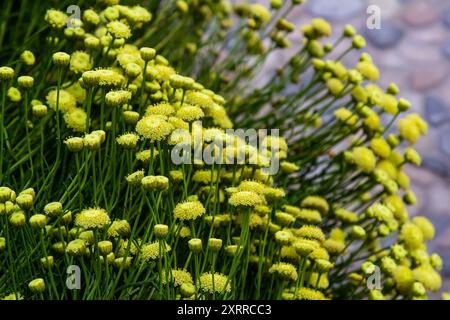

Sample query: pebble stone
[402,1,439,27]
[423,156,450,177]
[365,22,404,49]
[443,39,450,59]
[439,126,450,157]
[425,95,450,126]
[307,0,364,21]
[443,7,450,29]
[411,68,448,92]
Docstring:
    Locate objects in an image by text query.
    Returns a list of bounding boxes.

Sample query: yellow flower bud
[52,52,70,67]
[28,278,46,293]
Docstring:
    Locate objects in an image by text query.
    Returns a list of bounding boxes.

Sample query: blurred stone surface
[427,180,450,215]
[422,156,450,178]
[406,165,436,187]
[365,22,404,49]
[439,126,450,157]
[443,38,450,59]
[443,6,450,29]
[402,1,439,27]
[307,0,364,21]
[411,68,448,92]
[425,95,450,126]
[408,24,449,45]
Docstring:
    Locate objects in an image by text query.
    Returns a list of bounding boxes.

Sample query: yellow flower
[118,5,152,25]
[269,262,298,281]
[251,4,271,24]
[46,89,77,112]
[352,146,376,173]
[66,82,86,104]
[309,247,330,261]
[296,288,326,300]
[334,208,358,223]
[296,209,322,224]
[28,278,46,293]
[89,69,125,88]
[199,272,231,294]
[7,87,21,102]
[135,115,173,142]
[357,60,379,81]
[300,196,329,215]
[64,108,87,132]
[380,94,399,115]
[376,160,398,180]
[20,50,35,66]
[295,225,325,242]
[330,228,346,243]
[393,266,414,295]
[280,161,300,173]
[404,147,421,166]
[192,170,219,184]
[145,103,175,116]
[136,149,159,164]
[107,20,132,39]
[75,208,110,229]
[383,195,408,223]
[326,78,344,97]
[140,241,171,262]
[335,107,358,126]
[370,138,391,158]
[411,216,435,241]
[311,18,332,37]
[141,175,169,191]
[173,200,205,221]
[400,222,424,250]
[107,220,131,238]
[70,51,92,74]
[185,91,215,109]
[274,211,295,226]
[398,118,420,144]
[0,66,14,81]
[45,9,69,29]
[116,133,139,149]
[369,290,385,300]
[413,266,442,292]
[229,191,263,207]
[406,113,428,135]
[161,269,193,287]
[176,105,204,121]
[105,90,132,107]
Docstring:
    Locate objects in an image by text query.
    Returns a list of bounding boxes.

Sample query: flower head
[45,9,69,29]
[64,108,87,132]
[75,208,110,229]
[141,241,171,262]
[107,21,132,39]
[229,191,263,207]
[174,200,205,221]
[46,89,77,113]
[199,272,231,294]
[70,51,92,74]
[135,115,173,142]
[269,262,298,281]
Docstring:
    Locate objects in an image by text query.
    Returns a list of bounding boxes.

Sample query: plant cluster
[0,0,447,300]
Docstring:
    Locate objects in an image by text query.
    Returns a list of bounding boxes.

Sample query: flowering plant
[0,0,446,300]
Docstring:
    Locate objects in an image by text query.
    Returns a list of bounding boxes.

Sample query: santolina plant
[0,0,447,300]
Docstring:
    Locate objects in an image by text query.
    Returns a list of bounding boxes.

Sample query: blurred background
[1,0,448,298]
[261,0,450,296]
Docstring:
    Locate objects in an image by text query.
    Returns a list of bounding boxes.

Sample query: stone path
[274,0,450,297]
